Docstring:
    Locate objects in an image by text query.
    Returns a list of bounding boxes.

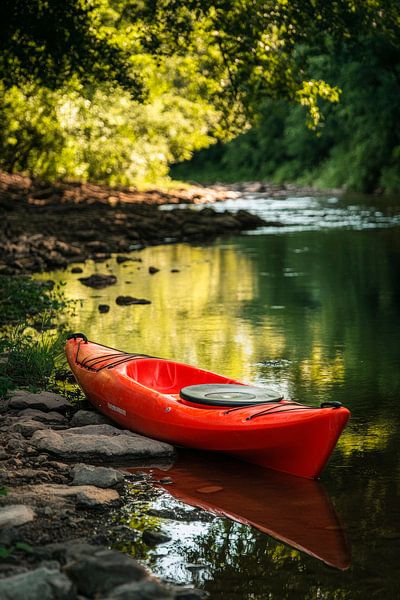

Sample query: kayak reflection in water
[130,450,351,571]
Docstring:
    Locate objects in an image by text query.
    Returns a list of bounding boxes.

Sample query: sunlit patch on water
[161,192,400,232]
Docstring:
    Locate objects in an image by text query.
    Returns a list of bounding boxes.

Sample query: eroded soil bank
[0,171,267,275]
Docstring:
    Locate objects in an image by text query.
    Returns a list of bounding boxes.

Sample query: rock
[104,580,174,599]
[174,589,209,600]
[0,505,36,528]
[71,266,83,273]
[75,487,120,508]
[115,256,131,264]
[70,410,112,427]
[9,391,71,413]
[0,445,8,460]
[0,567,75,600]
[71,464,124,488]
[170,269,180,273]
[34,484,120,508]
[31,426,174,462]
[17,409,67,425]
[142,529,171,546]
[148,266,160,274]
[9,418,48,437]
[78,274,117,289]
[98,304,110,313]
[64,548,148,597]
[116,296,151,305]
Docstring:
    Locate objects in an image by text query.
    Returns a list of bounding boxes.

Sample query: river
[36,191,400,599]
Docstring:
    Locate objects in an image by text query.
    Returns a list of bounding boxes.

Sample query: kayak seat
[180,384,283,407]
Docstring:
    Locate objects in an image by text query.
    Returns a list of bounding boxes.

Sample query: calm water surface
[37,192,400,599]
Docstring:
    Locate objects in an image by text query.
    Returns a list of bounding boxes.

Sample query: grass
[0,325,69,397]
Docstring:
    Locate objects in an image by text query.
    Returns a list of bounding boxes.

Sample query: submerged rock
[104,580,174,600]
[98,304,110,313]
[115,295,151,305]
[78,274,117,288]
[142,529,171,546]
[148,266,160,274]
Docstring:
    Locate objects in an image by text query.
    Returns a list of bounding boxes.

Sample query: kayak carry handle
[320,401,342,409]
[67,332,88,343]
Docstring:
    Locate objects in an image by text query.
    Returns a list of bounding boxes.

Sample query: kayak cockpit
[125,359,284,407]
[125,358,237,394]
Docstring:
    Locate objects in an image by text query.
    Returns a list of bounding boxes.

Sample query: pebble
[0,505,36,528]
[71,463,124,488]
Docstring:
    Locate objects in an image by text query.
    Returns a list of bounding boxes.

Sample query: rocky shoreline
[0,389,208,598]
[0,171,269,276]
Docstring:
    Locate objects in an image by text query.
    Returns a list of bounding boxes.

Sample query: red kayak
[65,333,350,479]
[129,451,351,570]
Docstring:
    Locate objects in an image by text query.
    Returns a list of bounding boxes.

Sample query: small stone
[75,487,120,508]
[159,477,173,485]
[0,567,74,600]
[142,529,171,546]
[0,505,36,528]
[148,266,160,274]
[105,580,174,599]
[70,410,112,427]
[17,409,67,425]
[78,274,117,289]
[10,418,48,437]
[71,464,124,488]
[64,548,148,596]
[115,295,151,305]
[175,589,209,600]
[0,445,8,460]
[116,256,131,264]
[71,266,83,273]
[33,483,120,508]
[171,269,180,273]
[9,391,71,414]
[98,304,110,313]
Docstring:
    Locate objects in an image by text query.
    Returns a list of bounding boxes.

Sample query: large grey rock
[9,391,71,414]
[0,567,75,600]
[70,409,113,427]
[31,426,174,462]
[64,548,147,596]
[103,580,174,600]
[34,484,120,508]
[0,505,36,528]
[71,463,124,488]
[18,409,68,425]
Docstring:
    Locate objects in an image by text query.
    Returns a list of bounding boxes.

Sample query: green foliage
[0,65,219,185]
[0,326,68,395]
[0,276,66,326]
[1,1,400,188]
[173,33,400,193]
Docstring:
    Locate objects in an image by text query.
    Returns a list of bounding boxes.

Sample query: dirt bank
[0,172,270,275]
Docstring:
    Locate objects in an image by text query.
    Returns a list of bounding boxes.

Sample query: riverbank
[0,388,208,598]
[0,171,269,276]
